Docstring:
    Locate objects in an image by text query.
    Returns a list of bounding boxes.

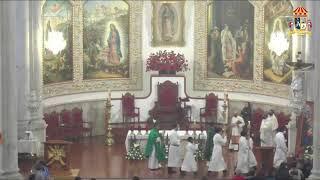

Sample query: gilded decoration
[42,1,143,98]
[194,0,289,98]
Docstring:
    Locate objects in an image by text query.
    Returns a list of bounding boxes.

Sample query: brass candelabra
[105,98,114,146]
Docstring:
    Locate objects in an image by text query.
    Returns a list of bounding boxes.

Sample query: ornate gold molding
[42,1,143,98]
[194,0,289,98]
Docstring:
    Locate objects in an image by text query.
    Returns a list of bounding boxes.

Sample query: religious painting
[207,1,254,80]
[152,1,185,46]
[83,1,129,79]
[263,0,293,84]
[42,0,73,84]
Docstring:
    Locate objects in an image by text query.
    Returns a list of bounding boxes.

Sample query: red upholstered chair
[44,111,61,140]
[72,107,92,137]
[275,112,290,144]
[250,108,265,146]
[122,93,140,124]
[60,109,77,139]
[149,81,184,129]
[200,93,218,124]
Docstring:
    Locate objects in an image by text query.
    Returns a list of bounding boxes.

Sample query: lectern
[255,146,275,175]
[44,140,72,171]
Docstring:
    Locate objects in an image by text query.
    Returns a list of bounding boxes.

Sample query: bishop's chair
[200,93,218,124]
[122,93,140,124]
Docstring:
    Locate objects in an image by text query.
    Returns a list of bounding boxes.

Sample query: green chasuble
[204,127,215,161]
[144,128,165,162]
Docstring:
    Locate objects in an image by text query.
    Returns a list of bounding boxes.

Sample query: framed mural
[42,0,73,84]
[263,0,292,84]
[83,1,129,79]
[42,1,143,98]
[194,1,290,98]
[207,1,254,80]
[151,1,185,47]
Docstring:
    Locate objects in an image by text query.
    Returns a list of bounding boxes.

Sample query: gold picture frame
[42,1,143,98]
[194,0,289,98]
[151,1,185,47]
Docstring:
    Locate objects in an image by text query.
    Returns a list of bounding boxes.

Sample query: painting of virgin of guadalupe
[152,1,185,46]
[83,1,129,79]
[207,1,254,80]
[161,4,175,41]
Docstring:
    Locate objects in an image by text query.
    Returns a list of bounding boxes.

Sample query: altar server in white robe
[274,126,288,168]
[168,125,181,173]
[236,130,257,174]
[181,137,198,175]
[260,114,275,147]
[229,112,245,150]
[269,110,279,140]
[208,127,227,174]
[248,134,257,169]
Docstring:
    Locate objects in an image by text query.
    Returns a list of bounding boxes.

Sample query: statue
[290,72,304,100]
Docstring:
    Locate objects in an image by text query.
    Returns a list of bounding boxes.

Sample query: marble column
[308,1,320,179]
[0,1,23,179]
[287,112,297,155]
[16,0,31,139]
[27,0,47,155]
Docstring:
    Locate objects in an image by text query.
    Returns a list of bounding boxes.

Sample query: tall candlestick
[107,89,111,100]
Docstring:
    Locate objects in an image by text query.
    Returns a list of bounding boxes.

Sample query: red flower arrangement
[146,50,189,72]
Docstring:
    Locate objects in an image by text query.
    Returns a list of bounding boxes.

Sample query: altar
[125,130,207,157]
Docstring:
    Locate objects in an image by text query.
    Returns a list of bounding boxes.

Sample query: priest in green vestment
[144,121,165,170]
[204,126,215,162]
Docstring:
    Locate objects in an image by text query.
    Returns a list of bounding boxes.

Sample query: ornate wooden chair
[71,107,92,137]
[200,93,218,124]
[250,108,265,146]
[60,109,77,139]
[149,81,184,129]
[44,111,61,140]
[122,93,140,124]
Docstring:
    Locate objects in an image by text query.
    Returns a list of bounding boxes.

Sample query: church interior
[1,0,320,180]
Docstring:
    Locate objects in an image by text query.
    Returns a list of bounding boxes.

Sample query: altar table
[125,130,207,157]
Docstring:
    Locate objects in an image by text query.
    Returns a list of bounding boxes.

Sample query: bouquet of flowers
[146,50,189,72]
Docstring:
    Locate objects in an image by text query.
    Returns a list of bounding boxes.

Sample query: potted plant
[146,50,189,75]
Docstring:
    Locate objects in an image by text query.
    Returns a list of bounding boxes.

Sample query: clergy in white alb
[167,126,181,173]
[181,137,198,173]
[236,131,257,174]
[273,127,288,168]
[229,113,245,150]
[248,135,257,169]
[208,127,227,172]
[260,114,275,147]
[269,110,279,141]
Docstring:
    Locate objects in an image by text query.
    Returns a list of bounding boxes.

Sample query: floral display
[125,143,145,160]
[146,50,189,72]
